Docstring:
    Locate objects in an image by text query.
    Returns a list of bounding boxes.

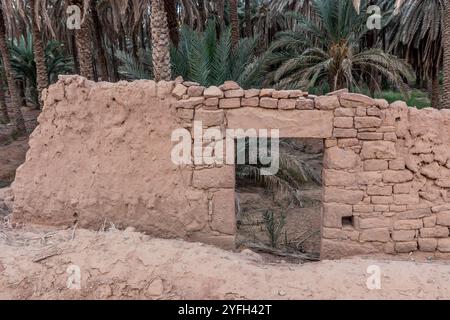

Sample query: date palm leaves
[262,0,414,95]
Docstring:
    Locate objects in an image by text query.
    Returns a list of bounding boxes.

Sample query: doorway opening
[235,138,323,261]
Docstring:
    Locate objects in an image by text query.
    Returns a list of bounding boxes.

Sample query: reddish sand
[1,225,450,300]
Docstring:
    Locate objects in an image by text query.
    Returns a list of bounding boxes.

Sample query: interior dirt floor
[236,186,322,257]
[1,225,450,300]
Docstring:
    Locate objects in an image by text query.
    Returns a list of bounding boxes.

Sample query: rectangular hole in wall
[235,138,323,262]
[342,216,354,228]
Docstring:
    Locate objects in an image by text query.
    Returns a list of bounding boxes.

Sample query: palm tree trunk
[90,0,109,81]
[132,29,139,62]
[369,75,376,97]
[30,0,49,109]
[110,41,119,82]
[69,0,94,80]
[151,0,172,81]
[217,0,225,31]
[71,33,80,74]
[0,76,9,123]
[431,69,441,109]
[163,0,179,46]
[17,80,27,107]
[0,5,26,134]
[442,2,450,109]
[140,24,146,49]
[367,29,377,98]
[197,0,206,31]
[245,0,252,37]
[230,0,240,49]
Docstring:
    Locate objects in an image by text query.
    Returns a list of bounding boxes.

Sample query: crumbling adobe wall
[11,76,234,248]
[319,95,450,259]
[11,75,450,259]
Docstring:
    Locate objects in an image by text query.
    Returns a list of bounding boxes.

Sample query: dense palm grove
[0,0,449,135]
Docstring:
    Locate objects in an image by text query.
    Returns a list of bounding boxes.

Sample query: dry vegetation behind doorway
[235,138,324,261]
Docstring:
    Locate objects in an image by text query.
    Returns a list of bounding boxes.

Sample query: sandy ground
[1,122,449,300]
[1,225,450,300]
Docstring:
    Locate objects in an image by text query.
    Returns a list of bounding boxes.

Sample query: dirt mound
[1,225,450,300]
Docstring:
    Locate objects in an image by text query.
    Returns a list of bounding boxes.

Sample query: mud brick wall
[11,75,450,259]
[321,97,450,259]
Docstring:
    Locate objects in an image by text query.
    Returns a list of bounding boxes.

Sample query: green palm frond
[230,36,258,80]
[4,32,73,104]
[210,27,232,85]
[45,41,74,84]
[8,34,35,82]
[185,28,210,85]
[263,0,414,95]
[115,49,151,80]
[172,20,262,88]
[237,164,303,205]
[237,55,265,89]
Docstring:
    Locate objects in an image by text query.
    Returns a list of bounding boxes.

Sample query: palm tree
[217,0,225,29]
[0,2,26,134]
[116,21,263,88]
[263,0,414,95]
[90,0,109,81]
[29,0,49,108]
[384,0,445,109]
[171,22,262,87]
[9,33,73,102]
[244,0,252,37]
[69,0,94,80]
[151,0,172,81]
[164,0,180,46]
[197,0,206,30]
[236,138,322,213]
[443,1,450,108]
[0,75,9,123]
[229,0,240,49]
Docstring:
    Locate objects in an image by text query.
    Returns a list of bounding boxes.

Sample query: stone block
[323,203,353,228]
[219,98,241,109]
[364,160,388,171]
[192,167,235,189]
[315,95,340,110]
[418,238,437,252]
[394,219,423,230]
[334,117,354,128]
[259,97,278,109]
[360,228,390,242]
[211,189,236,235]
[323,188,364,205]
[395,241,418,253]
[361,141,396,159]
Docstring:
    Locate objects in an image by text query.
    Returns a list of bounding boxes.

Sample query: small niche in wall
[342,216,354,227]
